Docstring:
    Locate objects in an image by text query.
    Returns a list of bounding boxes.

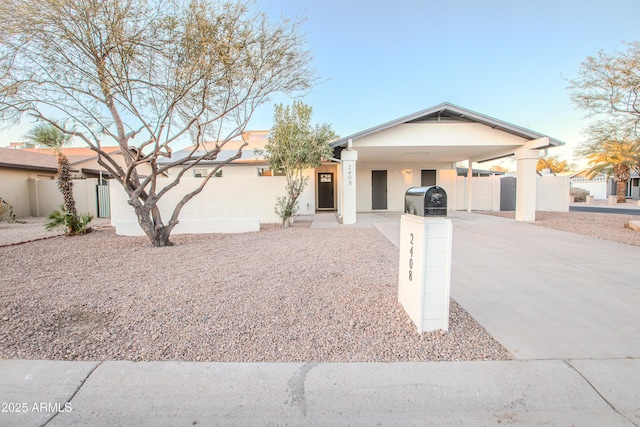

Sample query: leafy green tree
[257,101,337,226]
[0,0,315,246]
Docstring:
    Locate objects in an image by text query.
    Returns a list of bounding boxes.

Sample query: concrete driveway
[370,211,640,360]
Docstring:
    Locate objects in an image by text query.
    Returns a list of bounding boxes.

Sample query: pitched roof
[160,130,270,165]
[0,147,58,172]
[330,102,565,149]
[22,146,121,164]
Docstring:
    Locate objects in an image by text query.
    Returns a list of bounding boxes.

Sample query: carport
[329,102,564,224]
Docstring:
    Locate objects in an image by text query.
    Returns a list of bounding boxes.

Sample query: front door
[421,169,436,186]
[372,170,388,210]
[317,173,335,209]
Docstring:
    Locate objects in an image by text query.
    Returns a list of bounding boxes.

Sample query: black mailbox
[404,186,447,217]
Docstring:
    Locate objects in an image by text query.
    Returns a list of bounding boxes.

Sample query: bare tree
[568,41,640,131]
[0,0,315,246]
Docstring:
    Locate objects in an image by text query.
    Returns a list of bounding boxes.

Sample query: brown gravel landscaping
[0,222,513,363]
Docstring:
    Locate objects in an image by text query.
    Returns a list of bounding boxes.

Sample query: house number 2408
[408,233,414,281]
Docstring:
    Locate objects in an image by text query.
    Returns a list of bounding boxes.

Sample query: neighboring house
[0,147,57,217]
[570,169,640,200]
[161,130,272,179]
[0,147,108,218]
[22,146,154,181]
[110,103,569,235]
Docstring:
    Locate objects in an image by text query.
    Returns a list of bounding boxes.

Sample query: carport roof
[330,102,564,151]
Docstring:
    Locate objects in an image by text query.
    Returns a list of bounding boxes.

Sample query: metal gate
[96,183,111,218]
[500,177,516,211]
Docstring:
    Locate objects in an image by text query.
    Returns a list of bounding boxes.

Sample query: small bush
[46,205,93,236]
[570,187,590,202]
[0,197,16,222]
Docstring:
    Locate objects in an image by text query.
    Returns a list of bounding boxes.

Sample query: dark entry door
[317,172,335,209]
[500,177,516,211]
[421,169,436,186]
[372,170,388,210]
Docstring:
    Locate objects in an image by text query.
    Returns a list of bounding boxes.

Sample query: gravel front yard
[0,223,512,362]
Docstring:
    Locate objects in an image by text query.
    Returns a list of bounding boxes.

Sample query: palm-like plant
[26,123,77,216]
[586,139,640,203]
[25,123,86,233]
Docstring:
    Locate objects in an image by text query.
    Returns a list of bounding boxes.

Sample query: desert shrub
[46,205,93,236]
[0,197,16,222]
[570,187,590,202]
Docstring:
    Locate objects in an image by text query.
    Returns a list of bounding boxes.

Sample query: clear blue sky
[249,0,640,167]
[3,0,639,168]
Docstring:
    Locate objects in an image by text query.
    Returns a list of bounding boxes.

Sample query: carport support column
[514,148,538,222]
[341,150,358,224]
[466,160,473,213]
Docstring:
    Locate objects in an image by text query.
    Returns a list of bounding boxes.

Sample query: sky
[250,0,640,169]
[2,0,639,169]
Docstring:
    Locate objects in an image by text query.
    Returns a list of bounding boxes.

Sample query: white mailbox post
[398,214,453,333]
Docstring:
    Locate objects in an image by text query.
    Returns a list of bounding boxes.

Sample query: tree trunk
[617,180,627,203]
[57,154,78,218]
[132,204,174,247]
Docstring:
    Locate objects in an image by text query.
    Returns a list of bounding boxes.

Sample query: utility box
[399,189,452,333]
[404,186,447,217]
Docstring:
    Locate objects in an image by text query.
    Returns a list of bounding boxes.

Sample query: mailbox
[404,186,447,217]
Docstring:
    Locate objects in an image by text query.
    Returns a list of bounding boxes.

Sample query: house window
[194,168,208,178]
[194,169,222,178]
[258,168,285,177]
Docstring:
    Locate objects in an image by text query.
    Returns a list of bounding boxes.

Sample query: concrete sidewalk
[2,359,638,426]
[2,211,640,426]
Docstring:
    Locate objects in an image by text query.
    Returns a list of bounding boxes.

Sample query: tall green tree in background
[0,0,315,246]
[258,101,338,226]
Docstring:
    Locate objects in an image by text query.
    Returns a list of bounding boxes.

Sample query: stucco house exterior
[329,102,565,224]
[0,145,147,218]
[0,147,58,217]
[109,103,569,235]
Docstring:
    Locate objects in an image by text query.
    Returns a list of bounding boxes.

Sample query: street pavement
[1,211,639,426]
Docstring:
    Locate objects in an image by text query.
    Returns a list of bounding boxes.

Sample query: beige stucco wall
[537,175,570,212]
[28,178,99,217]
[0,168,55,218]
[455,175,501,211]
